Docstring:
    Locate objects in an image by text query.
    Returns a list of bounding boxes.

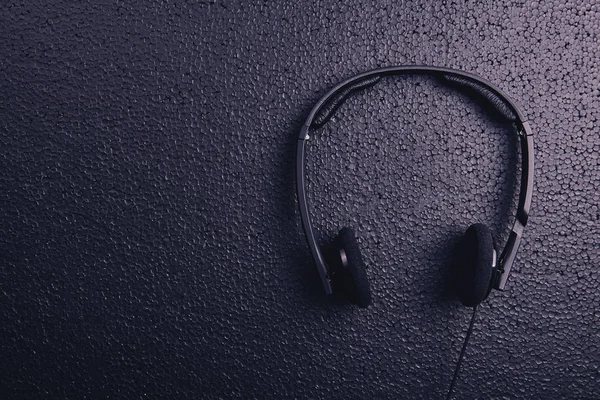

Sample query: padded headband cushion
[453,223,495,307]
[337,228,372,308]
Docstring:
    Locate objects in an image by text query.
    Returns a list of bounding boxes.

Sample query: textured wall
[1,1,599,399]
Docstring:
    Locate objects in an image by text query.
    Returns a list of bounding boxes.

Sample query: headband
[296,65,534,294]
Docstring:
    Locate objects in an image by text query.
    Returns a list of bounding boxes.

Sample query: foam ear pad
[452,223,495,307]
[335,228,372,308]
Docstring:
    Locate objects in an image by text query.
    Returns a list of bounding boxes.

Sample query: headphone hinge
[299,125,310,141]
[516,120,533,137]
[490,249,503,291]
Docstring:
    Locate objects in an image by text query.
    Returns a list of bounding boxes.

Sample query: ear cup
[452,223,495,307]
[335,228,372,308]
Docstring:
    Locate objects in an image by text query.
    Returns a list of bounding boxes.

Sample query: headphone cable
[446,306,478,400]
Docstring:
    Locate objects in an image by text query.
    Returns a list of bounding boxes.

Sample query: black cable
[446,306,478,400]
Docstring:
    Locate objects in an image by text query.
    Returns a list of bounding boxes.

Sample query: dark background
[1,1,599,399]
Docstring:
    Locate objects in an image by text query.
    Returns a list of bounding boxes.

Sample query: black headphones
[296,66,534,308]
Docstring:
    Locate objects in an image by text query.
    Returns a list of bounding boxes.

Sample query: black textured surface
[1,1,599,399]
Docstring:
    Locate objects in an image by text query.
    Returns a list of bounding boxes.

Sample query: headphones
[296,66,534,308]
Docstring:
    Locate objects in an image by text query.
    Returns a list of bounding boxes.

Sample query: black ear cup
[334,228,372,308]
[452,223,495,307]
